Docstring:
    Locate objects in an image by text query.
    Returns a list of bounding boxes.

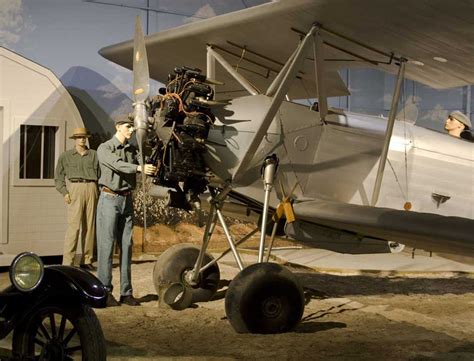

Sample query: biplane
[99,0,474,333]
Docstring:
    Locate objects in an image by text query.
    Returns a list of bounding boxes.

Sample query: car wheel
[12,303,106,361]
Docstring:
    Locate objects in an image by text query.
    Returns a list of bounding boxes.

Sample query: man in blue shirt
[97,116,156,307]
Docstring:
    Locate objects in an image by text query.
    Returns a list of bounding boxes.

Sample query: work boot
[80,264,96,271]
[120,295,141,306]
[106,293,121,307]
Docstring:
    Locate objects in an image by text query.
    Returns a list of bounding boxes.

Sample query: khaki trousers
[63,182,98,266]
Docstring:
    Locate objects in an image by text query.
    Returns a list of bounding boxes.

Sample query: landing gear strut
[224,154,304,333]
[152,154,304,333]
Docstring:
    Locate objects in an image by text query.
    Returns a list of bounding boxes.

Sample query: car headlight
[9,252,44,292]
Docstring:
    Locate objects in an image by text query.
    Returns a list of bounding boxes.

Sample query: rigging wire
[387,158,407,200]
[402,79,410,204]
[234,47,246,73]
[387,75,411,207]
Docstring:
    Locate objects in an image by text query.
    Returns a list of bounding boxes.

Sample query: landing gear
[12,303,106,361]
[221,154,305,333]
[225,263,305,333]
[154,154,304,333]
[153,243,220,304]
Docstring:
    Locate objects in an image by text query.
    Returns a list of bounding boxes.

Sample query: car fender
[0,266,107,338]
[41,266,107,308]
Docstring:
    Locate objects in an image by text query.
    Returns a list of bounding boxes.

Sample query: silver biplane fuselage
[193,94,473,256]
[207,96,472,219]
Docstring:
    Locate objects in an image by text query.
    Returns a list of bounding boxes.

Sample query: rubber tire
[153,243,220,303]
[12,303,106,361]
[225,262,305,334]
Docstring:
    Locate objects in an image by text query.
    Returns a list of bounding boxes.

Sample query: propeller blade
[132,15,149,162]
[133,15,150,103]
[132,15,150,253]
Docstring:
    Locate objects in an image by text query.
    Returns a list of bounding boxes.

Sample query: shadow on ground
[296,271,474,298]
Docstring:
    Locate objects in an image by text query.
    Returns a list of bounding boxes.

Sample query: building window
[19,125,57,179]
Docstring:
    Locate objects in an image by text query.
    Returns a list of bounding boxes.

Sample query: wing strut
[207,46,216,99]
[371,59,407,206]
[313,26,328,121]
[265,47,298,97]
[206,46,258,96]
[233,24,318,181]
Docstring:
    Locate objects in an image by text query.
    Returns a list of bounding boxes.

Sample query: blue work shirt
[97,136,139,192]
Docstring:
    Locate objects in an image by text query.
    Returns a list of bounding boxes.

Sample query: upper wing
[292,198,474,256]
[99,0,474,98]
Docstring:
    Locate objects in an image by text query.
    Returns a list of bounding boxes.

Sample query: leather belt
[70,179,97,183]
[101,187,132,197]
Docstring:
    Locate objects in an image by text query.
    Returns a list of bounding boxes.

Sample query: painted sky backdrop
[1,0,268,84]
[0,0,270,138]
[1,0,472,136]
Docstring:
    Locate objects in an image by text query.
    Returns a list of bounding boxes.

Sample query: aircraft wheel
[225,262,304,334]
[153,243,220,303]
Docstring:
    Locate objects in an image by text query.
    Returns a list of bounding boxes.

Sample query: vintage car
[0,252,107,360]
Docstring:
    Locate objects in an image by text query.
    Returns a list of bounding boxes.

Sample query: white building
[0,47,84,266]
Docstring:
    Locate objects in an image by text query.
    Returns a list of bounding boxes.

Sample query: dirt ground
[1,224,474,360]
[131,222,297,254]
[90,252,474,361]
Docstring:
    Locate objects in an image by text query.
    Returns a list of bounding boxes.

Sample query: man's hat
[69,127,91,139]
[114,114,134,125]
[449,110,471,129]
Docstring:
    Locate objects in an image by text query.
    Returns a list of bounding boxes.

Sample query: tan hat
[449,110,471,129]
[69,127,91,139]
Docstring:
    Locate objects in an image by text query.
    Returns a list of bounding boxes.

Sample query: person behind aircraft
[444,110,472,139]
[96,116,157,307]
[55,127,99,270]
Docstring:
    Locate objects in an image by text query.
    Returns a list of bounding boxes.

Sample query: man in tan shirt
[55,127,99,269]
